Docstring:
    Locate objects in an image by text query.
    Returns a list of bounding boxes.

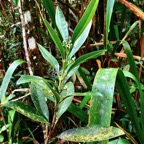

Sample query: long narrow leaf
[68,103,88,123]
[55,6,69,41]
[58,125,124,142]
[72,0,99,43]
[106,0,115,49]
[42,0,56,27]
[69,21,92,59]
[116,70,144,143]
[122,41,139,79]
[2,101,48,124]
[0,59,25,100]
[38,43,60,72]
[68,49,106,73]
[30,82,49,120]
[17,75,55,102]
[56,82,74,122]
[43,19,65,59]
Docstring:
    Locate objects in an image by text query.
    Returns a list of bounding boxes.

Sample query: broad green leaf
[55,6,69,41]
[38,43,60,72]
[42,0,56,27]
[43,19,65,59]
[56,97,73,122]
[0,59,25,100]
[56,82,74,122]
[69,21,92,59]
[68,103,88,123]
[68,49,106,72]
[72,0,99,43]
[109,138,131,144]
[58,125,124,142]
[2,101,48,124]
[89,68,144,143]
[30,82,49,120]
[17,75,55,102]
[89,68,118,126]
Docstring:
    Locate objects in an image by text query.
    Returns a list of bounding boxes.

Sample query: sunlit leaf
[58,125,124,142]
[2,101,48,124]
[55,6,69,41]
[38,43,60,72]
[68,49,106,72]
[72,0,99,43]
[17,75,55,102]
[30,82,49,120]
[0,59,25,101]
[43,19,65,59]
[56,82,74,122]
[69,21,92,59]
[42,0,56,27]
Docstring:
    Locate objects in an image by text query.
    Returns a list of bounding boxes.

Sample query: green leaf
[56,82,74,122]
[17,75,55,102]
[116,70,144,143]
[0,124,10,133]
[55,6,69,41]
[72,0,99,43]
[68,49,106,72]
[13,0,19,5]
[17,75,42,85]
[121,41,139,79]
[60,82,74,97]
[0,135,4,142]
[30,82,49,120]
[43,19,65,59]
[0,59,25,100]
[38,43,60,72]
[42,0,56,27]
[106,0,115,43]
[8,110,15,139]
[58,125,124,142]
[121,21,139,42]
[89,68,118,126]
[2,101,48,124]
[45,81,60,103]
[63,65,79,83]
[109,138,131,144]
[69,21,92,59]
[56,97,73,122]
[68,103,88,123]
[122,41,144,132]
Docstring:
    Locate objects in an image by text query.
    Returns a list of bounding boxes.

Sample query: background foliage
[0,0,144,143]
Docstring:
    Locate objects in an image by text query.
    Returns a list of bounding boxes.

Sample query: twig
[81,41,117,49]
[11,88,30,94]
[115,52,144,62]
[18,0,33,76]
[118,0,144,21]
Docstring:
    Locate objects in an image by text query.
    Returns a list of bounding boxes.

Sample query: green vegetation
[0,0,144,143]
